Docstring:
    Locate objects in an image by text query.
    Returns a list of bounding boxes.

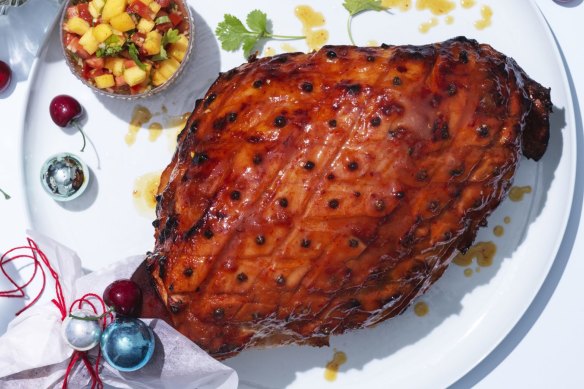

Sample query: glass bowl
[59,0,194,100]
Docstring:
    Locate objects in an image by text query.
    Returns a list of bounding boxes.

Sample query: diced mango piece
[88,2,100,18]
[138,0,152,4]
[123,66,147,86]
[66,16,90,36]
[79,28,99,55]
[93,0,105,10]
[168,34,188,62]
[137,18,155,34]
[110,12,135,32]
[104,57,125,76]
[151,70,167,87]
[94,74,115,89]
[143,30,162,55]
[148,1,161,14]
[101,0,127,22]
[158,58,180,79]
[92,23,113,42]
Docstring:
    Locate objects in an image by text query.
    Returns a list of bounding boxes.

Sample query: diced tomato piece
[115,75,127,87]
[86,56,105,69]
[130,32,146,48]
[81,63,91,80]
[64,32,77,47]
[89,68,106,78]
[155,0,171,7]
[168,11,183,27]
[124,59,137,68]
[66,6,79,19]
[130,84,143,94]
[155,22,172,33]
[67,37,91,60]
[128,1,154,20]
[77,3,93,24]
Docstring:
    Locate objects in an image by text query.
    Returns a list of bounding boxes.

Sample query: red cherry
[49,95,87,151]
[103,279,143,317]
[0,61,11,93]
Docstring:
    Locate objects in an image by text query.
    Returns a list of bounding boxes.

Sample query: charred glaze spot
[447,83,457,96]
[237,272,248,282]
[253,154,263,165]
[189,120,199,133]
[479,218,488,227]
[230,190,241,200]
[346,299,361,309]
[393,76,402,86]
[375,199,386,211]
[256,235,266,245]
[279,198,289,208]
[228,112,237,122]
[158,216,178,244]
[155,194,162,202]
[348,161,359,171]
[301,239,311,248]
[247,136,262,143]
[253,79,263,88]
[184,217,205,239]
[493,166,501,176]
[353,191,361,197]
[367,55,375,62]
[277,55,288,63]
[216,211,227,219]
[416,169,428,181]
[183,268,193,277]
[381,43,390,49]
[430,94,442,108]
[158,257,166,279]
[213,116,227,131]
[276,275,286,285]
[395,191,405,199]
[370,116,381,127]
[193,152,208,165]
[450,168,464,177]
[348,239,359,248]
[428,200,439,212]
[328,199,340,209]
[204,93,217,107]
[397,65,407,73]
[443,231,453,240]
[346,84,362,95]
[477,124,489,137]
[328,119,337,128]
[252,312,262,320]
[326,50,337,59]
[168,283,174,292]
[304,161,315,170]
[213,308,225,319]
[327,173,335,180]
[301,82,313,92]
[431,119,449,141]
[400,232,415,247]
[320,326,331,335]
[204,229,214,239]
[459,50,469,63]
[275,115,287,128]
[152,219,160,228]
[381,103,404,116]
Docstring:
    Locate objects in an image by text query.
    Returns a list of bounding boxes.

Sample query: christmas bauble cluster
[62,279,155,372]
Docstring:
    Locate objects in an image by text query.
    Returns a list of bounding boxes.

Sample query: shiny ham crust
[140,37,552,358]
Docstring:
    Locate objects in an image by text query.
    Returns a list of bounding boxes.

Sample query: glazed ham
[133,37,552,358]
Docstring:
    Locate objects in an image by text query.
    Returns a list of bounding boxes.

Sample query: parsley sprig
[216,10,305,57]
[343,0,389,45]
[152,29,181,61]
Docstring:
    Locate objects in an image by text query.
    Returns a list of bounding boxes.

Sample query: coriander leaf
[343,0,386,16]
[215,14,251,51]
[96,44,123,58]
[104,35,120,45]
[242,35,258,57]
[343,0,388,45]
[163,28,181,45]
[246,9,267,35]
[128,43,147,70]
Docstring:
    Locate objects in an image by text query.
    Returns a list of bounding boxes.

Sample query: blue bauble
[100,317,155,372]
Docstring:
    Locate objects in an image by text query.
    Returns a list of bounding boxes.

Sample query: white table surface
[1,1,582,387]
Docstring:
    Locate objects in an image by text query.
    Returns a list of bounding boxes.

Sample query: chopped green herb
[96,44,123,58]
[342,0,389,45]
[128,43,147,70]
[152,28,181,61]
[104,35,120,45]
[215,10,305,57]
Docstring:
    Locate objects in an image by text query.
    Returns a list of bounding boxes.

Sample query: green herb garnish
[342,0,389,45]
[128,43,147,70]
[96,44,123,58]
[216,10,305,57]
[152,28,181,61]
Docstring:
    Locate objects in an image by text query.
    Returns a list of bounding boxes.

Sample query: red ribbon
[1,238,111,389]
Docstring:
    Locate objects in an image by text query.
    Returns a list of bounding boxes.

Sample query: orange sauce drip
[475,5,493,30]
[126,106,152,146]
[324,350,347,381]
[509,185,532,202]
[295,5,329,51]
[414,301,429,316]
[132,171,161,218]
[453,241,497,268]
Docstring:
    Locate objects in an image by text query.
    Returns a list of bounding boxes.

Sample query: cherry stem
[69,306,114,321]
[71,121,87,152]
[0,188,10,200]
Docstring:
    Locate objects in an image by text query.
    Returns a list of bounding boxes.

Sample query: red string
[0,239,107,389]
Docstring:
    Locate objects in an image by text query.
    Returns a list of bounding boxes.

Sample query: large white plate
[11,0,576,388]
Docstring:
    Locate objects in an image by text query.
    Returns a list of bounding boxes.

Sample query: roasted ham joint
[132,37,552,359]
